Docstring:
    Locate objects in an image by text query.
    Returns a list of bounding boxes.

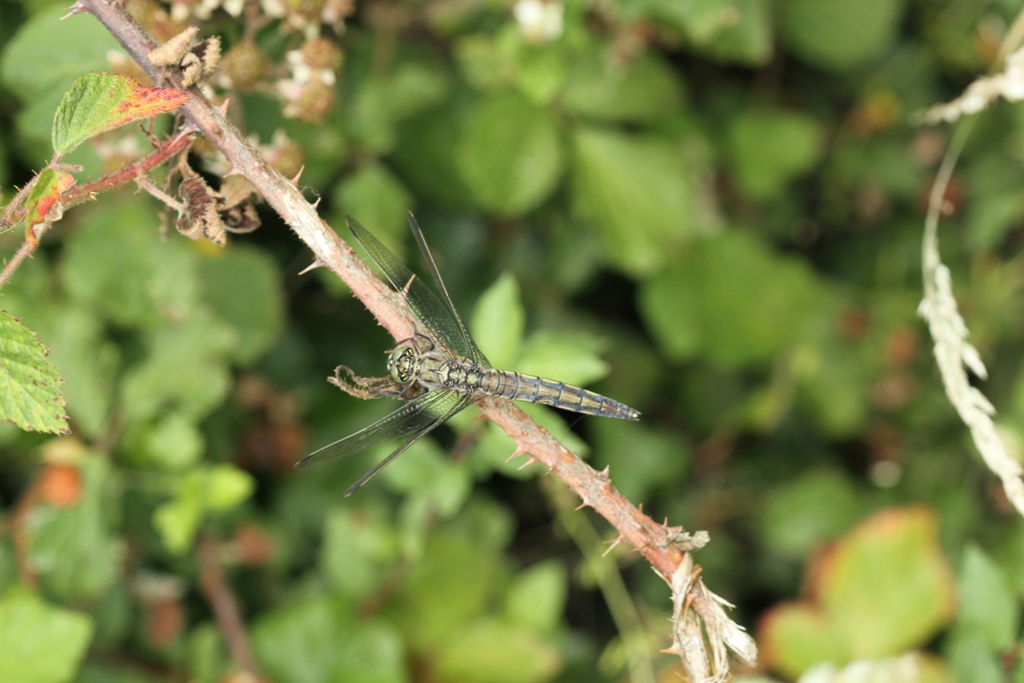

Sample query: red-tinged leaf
[26,168,76,230]
[123,84,192,123]
[51,72,189,156]
[758,506,957,678]
[811,506,957,652]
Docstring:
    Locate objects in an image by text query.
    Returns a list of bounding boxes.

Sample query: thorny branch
[0,131,194,289]
[74,0,757,677]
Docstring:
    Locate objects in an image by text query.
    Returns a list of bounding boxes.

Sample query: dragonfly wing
[294,389,470,470]
[346,216,475,360]
[406,211,489,366]
[342,391,471,496]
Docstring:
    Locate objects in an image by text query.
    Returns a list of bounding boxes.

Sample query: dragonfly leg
[385,332,435,356]
[396,380,426,399]
[330,365,407,399]
[413,331,436,352]
[386,332,433,355]
[387,336,417,353]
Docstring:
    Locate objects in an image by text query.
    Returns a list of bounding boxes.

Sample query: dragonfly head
[387,346,415,384]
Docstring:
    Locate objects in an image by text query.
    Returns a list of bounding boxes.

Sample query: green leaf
[454,32,518,94]
[513,42,567,106]
[457,93,564,216]
[0,588,93,683]
[399,531,501,649]
[153,465,254,554]
[795,339,871,437]
[592,419,689,501]
[0,310,69,434]
[504,560,566,633]
[957,545,1016,651]
[968,192,1024,252]
[948,630,1004,683]
[0,7,121,101]
[638,232,824,367]
[26,168,75,229]
[333,163,413,248]
[52,74,188,156]
[382,439,472,517]
[758,606,848,679]
[121,412,204,471]
[204,464,256,511]
[120,307,235,422]
[694,0,772,65]
[817,507,956,656]
[153,495,202,555]
[348,62,450,154]
[0,253,56,333]
[28,457,123,601]
[631,0,772,65]
[393,102,475,208]
[384,62,451,119]
[563,49,685,123]
[320,507,397,599]
[199,245,284,365]
[760,468,862,560]
[637,0,742,42]
[727,108,824,200]
[252,596,406,683]
[639,263,700,360]
[454,26,568,105]
[780,0,905,71]
[471,272,525,369]
[185,624,229,683]
[435,620,561,683]
[759,508,957,678]
[63,197,200,328]
[44,307,120,439]
[571,127,699,276]
[90,583,131,650]
[516,330,608,387]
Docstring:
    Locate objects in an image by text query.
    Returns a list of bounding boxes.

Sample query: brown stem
[0,133,194,290]
[73,2,758,676]
[10,476,42,589]
[196,536,265,680]
[0,175,43,232]
[0,239,39,289]
[77,0,690,583]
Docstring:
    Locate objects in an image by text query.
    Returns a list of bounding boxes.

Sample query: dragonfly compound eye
[389,347,414,383]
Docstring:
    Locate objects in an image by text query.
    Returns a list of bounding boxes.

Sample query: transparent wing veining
[294,389,470,470]
[340,391,472,496]
[346,215,479,362]
[405,212,488,366]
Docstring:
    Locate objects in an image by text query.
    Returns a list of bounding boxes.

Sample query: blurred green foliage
[1,0,1024,682]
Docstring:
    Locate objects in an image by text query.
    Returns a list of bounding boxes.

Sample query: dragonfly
[295,212,640,496]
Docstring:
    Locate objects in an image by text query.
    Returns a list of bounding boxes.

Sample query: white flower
[514,0,564,43]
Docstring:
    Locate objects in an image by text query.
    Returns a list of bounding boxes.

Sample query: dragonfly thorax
[294,214,641,497]
[387,346,416,383]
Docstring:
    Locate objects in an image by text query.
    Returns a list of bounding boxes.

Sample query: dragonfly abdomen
[479,369,640,420]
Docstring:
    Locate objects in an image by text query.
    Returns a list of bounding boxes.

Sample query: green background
[1,0,1023,681]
